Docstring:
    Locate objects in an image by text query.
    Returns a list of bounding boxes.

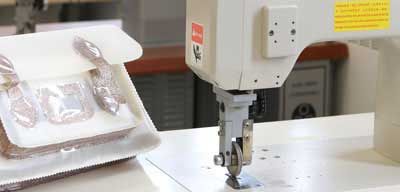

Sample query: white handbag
[0,26,160,191]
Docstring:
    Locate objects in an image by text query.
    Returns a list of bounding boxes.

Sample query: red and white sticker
[191,22,204,65]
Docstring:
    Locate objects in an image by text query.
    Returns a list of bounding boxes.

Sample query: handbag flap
[0,25,142,82]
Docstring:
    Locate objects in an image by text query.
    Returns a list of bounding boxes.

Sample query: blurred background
[0,0,379,131]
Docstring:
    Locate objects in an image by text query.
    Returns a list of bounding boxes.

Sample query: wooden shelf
[125,42,349,75]
[297,42,349,62]
[125,46,187,75]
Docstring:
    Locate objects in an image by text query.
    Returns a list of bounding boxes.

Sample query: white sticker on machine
[191,22,204,65]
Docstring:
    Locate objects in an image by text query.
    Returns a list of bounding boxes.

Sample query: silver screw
[218,122,225,136]
[214,154,224,166]
[219,120,225,127]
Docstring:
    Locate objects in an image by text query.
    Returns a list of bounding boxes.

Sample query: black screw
[291,29,296,35]
[269,30,274,36]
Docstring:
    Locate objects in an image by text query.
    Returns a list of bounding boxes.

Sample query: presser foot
[225,142,263,190]
[226,172,263,190]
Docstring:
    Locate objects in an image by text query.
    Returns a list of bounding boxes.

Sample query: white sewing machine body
[186,0,400,186]
[185,0,400,91]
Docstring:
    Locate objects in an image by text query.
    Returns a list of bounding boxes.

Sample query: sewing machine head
[186,0,398,91]
[185,0,400,189]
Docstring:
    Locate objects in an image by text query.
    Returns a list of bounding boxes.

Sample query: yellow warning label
[334,0,390,32]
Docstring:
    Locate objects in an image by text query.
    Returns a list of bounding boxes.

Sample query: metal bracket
[213,87,256,168]
[242,119,254,166]
[212,86,263,189]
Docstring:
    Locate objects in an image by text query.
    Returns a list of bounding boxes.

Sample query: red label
[192,22,203,45]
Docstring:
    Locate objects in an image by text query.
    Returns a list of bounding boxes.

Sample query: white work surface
[22,113,400,192]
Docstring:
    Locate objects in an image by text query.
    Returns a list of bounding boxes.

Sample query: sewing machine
[0,0,398,191]
[0,0,113,34]
[185,0,400,189]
